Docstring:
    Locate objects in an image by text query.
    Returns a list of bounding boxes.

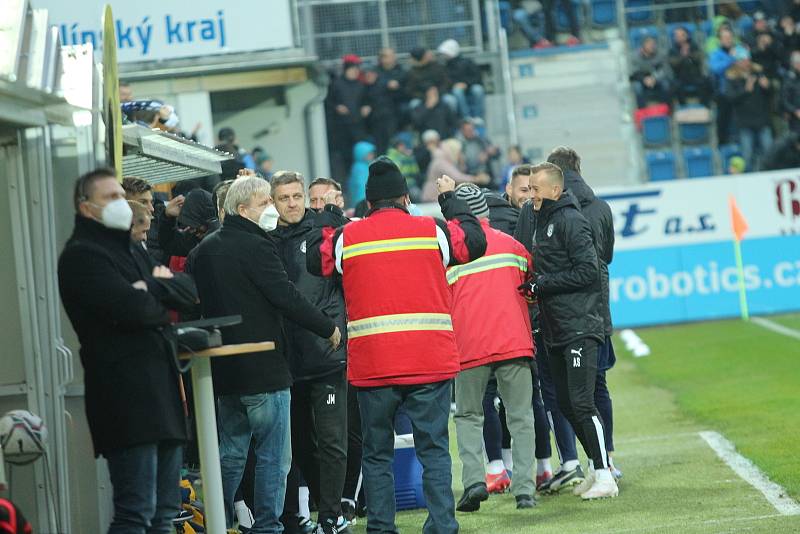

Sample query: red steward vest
[448,221,534,370]
[340,209,461,387]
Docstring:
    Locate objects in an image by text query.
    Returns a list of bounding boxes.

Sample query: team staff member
[308,177,345,212]
[524,162,618,500]
[307,157,487,534]
[270,171,350,534]
[448,185,537,512]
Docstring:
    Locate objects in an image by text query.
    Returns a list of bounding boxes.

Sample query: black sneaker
[515,494,537,509]
[544,465,585,494]
[456,482,489,512]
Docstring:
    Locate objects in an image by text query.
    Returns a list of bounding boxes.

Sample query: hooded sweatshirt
[348,141,376,206]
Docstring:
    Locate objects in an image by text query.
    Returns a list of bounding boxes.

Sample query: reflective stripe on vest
[342,236,440,260]
[446,253,528,285]
[348,312,453,338]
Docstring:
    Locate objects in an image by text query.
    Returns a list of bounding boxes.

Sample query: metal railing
[297,0,485,62]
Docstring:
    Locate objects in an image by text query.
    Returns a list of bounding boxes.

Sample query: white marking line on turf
[699,430,800,516]
[751,317,800,341]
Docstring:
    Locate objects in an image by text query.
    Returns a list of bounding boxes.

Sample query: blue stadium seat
[737,1,762,14]
[591,0,617,27]
[557,0,583,32]
[646,151,677,181]
[677,105,710,144]
[719,144,743,171]
[665,22,698,44]
[684,147,714,178]
[700,19,714,37]
[498,1,513,33]
[736,15,755,37]
[642,115,672,146]
[629,26,659,50]
[626,0,654,25]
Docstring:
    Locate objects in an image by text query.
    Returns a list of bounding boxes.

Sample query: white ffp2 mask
[258,205,280,232]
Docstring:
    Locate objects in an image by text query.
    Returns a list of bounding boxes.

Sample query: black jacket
[58,216,196,456]
[727,75,773,129]
[564,171,615,336]
[444,55,482,87]
[484,191,519,236]
[329,76,366,125]
[405,62,451,100]
[782,70,800,132]
[668,40,706,85]
[411,100,459,139]
[191,215,336,396]
[763,134,800,170]
[377,63,408,107]
[271,211,347,382]
[519,192,603,347]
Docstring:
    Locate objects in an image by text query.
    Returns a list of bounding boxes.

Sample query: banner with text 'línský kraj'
[597,170,800,327]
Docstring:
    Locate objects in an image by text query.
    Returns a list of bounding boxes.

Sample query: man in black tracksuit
[522,162,618,499]
[547,147,617,469]
[269,172,349,534]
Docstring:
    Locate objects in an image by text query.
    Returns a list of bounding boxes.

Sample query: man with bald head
[519,162,618,500]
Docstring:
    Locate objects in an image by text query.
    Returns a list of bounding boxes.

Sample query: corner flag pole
[728,195,749,321]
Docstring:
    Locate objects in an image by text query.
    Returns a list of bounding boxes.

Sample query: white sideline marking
[619,328,650,357]
[752,317,800,341]
[699,431,800,516]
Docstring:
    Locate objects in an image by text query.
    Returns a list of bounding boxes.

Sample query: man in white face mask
[191,175,341,532]
[58,168,198,534]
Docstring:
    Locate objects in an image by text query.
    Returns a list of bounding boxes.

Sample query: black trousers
[287,369,349,522]
[343,381,364,503]
[548,338,608,470]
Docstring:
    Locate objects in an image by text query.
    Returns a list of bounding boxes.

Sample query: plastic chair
[642,115,672,146]
[683,146,714,178]
[629,26,659,49]
[626,0,654,25]
[557,0,583,32]
[591,0,617,27]
[646,151,677,181]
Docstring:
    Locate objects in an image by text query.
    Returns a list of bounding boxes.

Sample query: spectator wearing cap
[159,189,219,272]
[411,83,459,140]
[406,47,458,113]
[669,26,713,107]
[328,55,369,179]
[710,27,750,144]
[448,184,538,512]
[726,59,774,171]
[307,158,487,534]
[630,37,673,108]
[387,132,423,201]
[438,39,485,120]
[423,138,491,202]
[782,51,800,133]
[456,119,500,180]
[362,63,397,155]
[415,129,441,178]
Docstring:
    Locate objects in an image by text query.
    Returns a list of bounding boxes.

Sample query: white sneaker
[581,476,619,500]
[572,467,595,496]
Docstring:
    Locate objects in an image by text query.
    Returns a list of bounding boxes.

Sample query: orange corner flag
[729,195,749,242]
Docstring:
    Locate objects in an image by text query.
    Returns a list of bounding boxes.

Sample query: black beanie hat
[366,156,409,202]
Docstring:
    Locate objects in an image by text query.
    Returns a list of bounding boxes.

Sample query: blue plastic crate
[646,151,677,181]
[393,435,426,511]
[684,146,714,178]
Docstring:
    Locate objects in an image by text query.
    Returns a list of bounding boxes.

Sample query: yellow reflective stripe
[447,253,528,285]
[348,312,453,338]
[342,237,439,260]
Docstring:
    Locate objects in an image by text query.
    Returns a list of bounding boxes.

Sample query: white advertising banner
[596,170,800,251]
[37,0,295,63]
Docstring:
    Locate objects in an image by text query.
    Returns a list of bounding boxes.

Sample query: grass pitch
[350,314,800,533]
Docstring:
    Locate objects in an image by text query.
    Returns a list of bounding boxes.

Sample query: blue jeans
[513,8,545,45]
[105,442,183,534]
[218,390,292,534]
[358,380,458,534]
[739,126,773,171]
[409,94,459,115]
[451,84,486,120]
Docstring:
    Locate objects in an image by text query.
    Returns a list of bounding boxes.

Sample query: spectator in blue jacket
[348,141,376,206]
[709,28,749,144]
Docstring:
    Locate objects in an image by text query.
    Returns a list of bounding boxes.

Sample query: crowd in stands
[631,2,800,174]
